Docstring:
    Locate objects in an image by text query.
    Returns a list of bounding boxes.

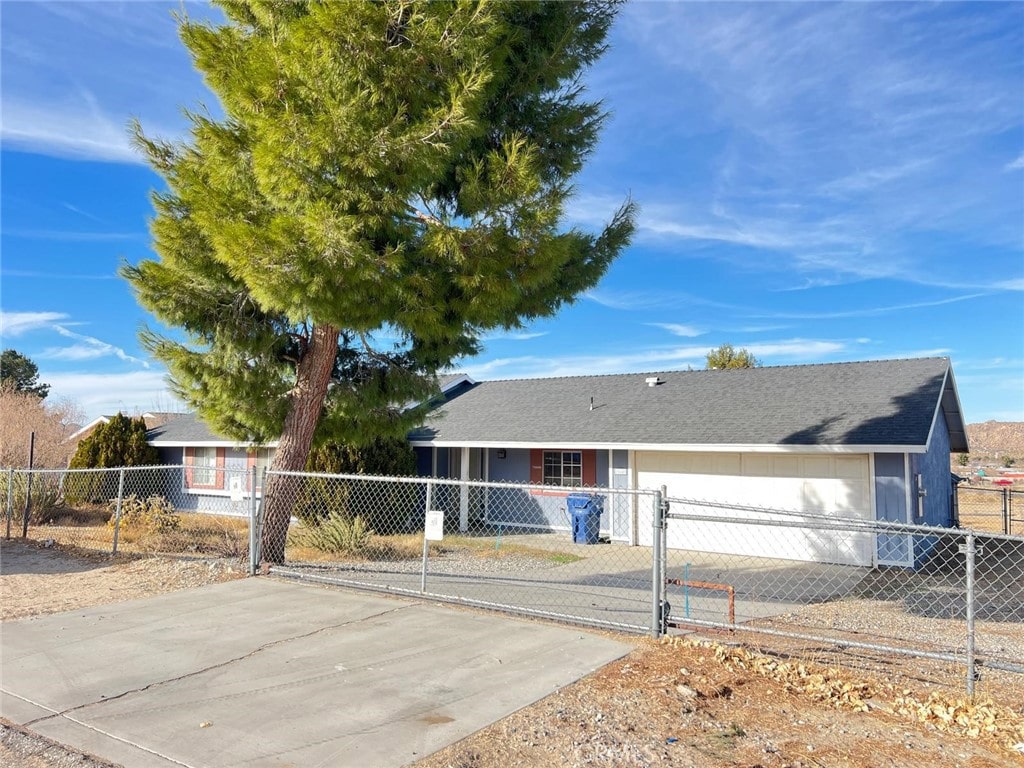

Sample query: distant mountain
[965,421,1024,461]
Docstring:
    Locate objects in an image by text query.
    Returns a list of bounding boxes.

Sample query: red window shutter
[184,447,194,486]
[215,448,226,489]
[530,449,543,484]
[582,449,597,487]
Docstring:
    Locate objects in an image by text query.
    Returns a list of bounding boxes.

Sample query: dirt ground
[2,538,1023,768]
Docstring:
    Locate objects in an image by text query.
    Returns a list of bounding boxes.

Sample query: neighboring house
[68,411,180,445]
[409,358,969,568]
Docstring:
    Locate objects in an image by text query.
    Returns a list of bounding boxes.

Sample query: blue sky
[2,1,1022,425]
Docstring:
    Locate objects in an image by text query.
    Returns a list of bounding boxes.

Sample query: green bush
[108,494,180,534]
[293,511,371,555]
[67,414,159,503]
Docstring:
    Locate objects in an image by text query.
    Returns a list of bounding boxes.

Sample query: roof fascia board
[942,364,970,453]
[924,368,944,452]
[440,374,475,392]
[408,440,926,454]
[149,440,279,449]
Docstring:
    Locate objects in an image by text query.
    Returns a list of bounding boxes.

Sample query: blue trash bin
[567,493,603,545]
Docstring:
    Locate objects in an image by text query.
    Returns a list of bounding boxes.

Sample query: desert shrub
[293,437,419,533]
[108,494,180,534]
[293,510,371,555]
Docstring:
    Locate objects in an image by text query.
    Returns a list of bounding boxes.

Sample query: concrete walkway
[1,578,631,767]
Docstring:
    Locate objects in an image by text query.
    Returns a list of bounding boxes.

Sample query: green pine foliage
[122,0,635,449]
[1,349,50,399]
[70,414,159,469]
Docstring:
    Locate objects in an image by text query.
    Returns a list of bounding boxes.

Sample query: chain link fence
[3,466,259,570]
[262,471,662,633]
[660,497,1024,701]
[4,465,1023,698]
[956,485,1023,535]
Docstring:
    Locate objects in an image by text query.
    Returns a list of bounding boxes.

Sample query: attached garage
[635,451,873,565]
[411,357,969,568]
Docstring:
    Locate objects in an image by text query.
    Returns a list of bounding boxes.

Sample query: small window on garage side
[543,451,582,487]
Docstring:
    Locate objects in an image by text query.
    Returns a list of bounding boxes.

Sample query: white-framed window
[543,451,582,487]
[191,447,218,486]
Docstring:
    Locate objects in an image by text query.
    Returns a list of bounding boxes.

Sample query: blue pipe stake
[684,562,691,618]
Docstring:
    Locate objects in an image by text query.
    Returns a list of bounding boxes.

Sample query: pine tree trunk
[260,323,339,564]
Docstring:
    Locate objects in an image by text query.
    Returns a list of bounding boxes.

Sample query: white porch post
[459,447,470,532]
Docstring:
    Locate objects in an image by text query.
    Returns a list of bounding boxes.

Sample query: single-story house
[145,375,475,512]
[409,357,968,568]
[144,412,275,512]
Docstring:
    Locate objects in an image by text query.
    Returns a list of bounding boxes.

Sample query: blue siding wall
[913,413,953,527]
[911,412,953,565]
[487,448,531,483]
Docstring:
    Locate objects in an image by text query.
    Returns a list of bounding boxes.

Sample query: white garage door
[636,452,873,565]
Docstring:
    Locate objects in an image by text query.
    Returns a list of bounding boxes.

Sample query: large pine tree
[124,0,636,562]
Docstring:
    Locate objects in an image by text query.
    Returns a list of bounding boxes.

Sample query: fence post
[421,481,433,593]
[5,468,14,540]
[253,467,266,570]
[111,468,126,556]
[961,530,978,697]
[248,465,259,576]
[1002,488,1010,535]
[651,488,665,639]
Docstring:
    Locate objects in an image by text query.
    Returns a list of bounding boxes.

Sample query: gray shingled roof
[147,413,227,444]
[411,358,968,451]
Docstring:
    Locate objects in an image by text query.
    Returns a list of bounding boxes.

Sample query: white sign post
[421,509,444,592]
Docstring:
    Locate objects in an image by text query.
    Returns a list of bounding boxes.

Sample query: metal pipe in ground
[961,530,978,698]
[5,467,13,540]
[111,468,126,555]
[248,466,259,576]
[650,488,664,638]
[22,432,35,538]
[421,481,433,593]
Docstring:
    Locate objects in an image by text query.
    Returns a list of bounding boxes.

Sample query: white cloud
[41,370,178,421]
[753,293,987,321]
[460,338,853,380]
[481,331,549,342]
[0,95,145,164]
[648,323,704,338]
[50,325,150,368]
[1006,153,1024,171]
[745,340,846,359]
[995,277,1024,291]
[0,311,70,337]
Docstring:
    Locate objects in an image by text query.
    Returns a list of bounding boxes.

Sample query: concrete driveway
[1,578,631,767]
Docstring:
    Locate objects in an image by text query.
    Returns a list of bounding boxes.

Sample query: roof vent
[645,376,665,387]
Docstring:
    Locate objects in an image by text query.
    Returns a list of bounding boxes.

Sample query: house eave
[408,440,928,454]
[149,440,279,449]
